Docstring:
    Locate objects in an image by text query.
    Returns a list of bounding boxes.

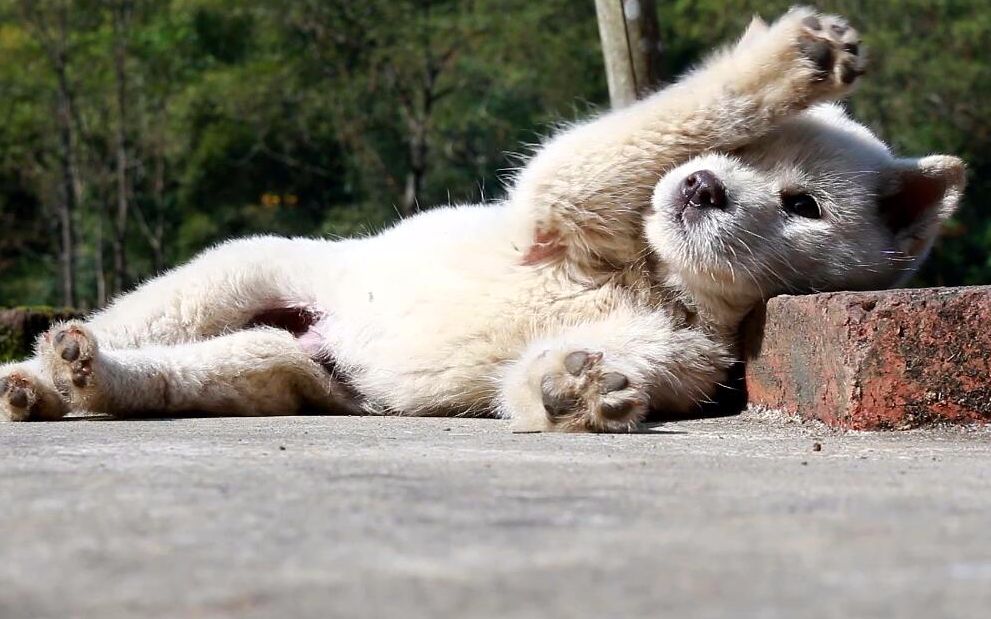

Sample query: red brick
[745,287,991,430]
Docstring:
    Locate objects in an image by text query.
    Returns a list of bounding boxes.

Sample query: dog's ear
[737,16,770,48]
[879,155,966,259]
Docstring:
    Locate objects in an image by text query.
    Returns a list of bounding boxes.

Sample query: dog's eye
[781,193,822,219]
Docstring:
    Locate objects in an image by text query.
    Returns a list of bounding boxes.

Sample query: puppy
[0,8,965,432]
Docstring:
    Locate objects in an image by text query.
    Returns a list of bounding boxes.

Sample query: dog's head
[646,104,966,313]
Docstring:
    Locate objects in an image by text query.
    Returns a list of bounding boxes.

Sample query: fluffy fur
[0,8,966,432]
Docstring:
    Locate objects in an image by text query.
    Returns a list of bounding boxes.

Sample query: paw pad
[1,372,37,420]
[8,386,28,409]
[796,12,864,86]
[1,375,30,409]
[47,325,99,391]
[541,388,578,419]
[563,350,601,376]
[599,372,629,394]
[798,38,835,75]
[58,338,81,362]
[599,399,638,421]
[538,350,644,431]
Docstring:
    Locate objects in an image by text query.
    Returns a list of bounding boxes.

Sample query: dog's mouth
[676,199,704,227]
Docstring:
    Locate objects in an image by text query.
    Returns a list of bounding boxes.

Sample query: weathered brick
[0,307,81,363]
[745,287,991,429]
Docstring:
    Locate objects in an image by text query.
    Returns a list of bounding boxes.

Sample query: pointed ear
[737,16,769,48]
[879,155,966,258]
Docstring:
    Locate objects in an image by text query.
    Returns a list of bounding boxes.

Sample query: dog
[0,8,965,432]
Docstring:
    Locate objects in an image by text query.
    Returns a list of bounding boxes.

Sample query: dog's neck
[653,263,760,339]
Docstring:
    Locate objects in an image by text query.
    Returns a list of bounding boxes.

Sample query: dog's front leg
[511,7,865,269]
[498,309,731,432]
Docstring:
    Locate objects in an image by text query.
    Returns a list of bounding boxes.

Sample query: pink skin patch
[521,228,565,265]
[297,324,328,359]
[247,306,329,359]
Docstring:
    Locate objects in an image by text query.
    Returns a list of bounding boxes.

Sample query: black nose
[681,170,727,210]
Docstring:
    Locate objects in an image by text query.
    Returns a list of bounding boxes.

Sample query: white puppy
[0,8,965,432]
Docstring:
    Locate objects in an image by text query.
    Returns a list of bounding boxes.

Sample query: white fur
[0,8,966,432]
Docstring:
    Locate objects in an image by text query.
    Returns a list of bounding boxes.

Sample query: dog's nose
[681,170,727,210]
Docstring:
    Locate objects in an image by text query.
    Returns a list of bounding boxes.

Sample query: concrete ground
[1,410,990,619]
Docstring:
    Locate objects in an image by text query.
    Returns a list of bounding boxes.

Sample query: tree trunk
[150,151,166,272]
[594,0,663,108]
[401,118,427,216]
[635,0,665,89]
[111,1,133,294]
[595,0,637,108]
[94,197,107,307]
[19,0,85,307]
[132,142,167,274]
[53,52,78,308]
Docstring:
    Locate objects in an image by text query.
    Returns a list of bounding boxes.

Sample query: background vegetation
[0,0,987,310]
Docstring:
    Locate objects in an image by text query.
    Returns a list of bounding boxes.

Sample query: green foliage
[0,324,21,362]
[0,0,988,308]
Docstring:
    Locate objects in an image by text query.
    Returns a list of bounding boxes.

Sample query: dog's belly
[289,204,616,416]
[313,207,536,414]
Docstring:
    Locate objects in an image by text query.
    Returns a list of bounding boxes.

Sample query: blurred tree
[12,0,94,306]
[109,0,134,296]
[0,0,986,309]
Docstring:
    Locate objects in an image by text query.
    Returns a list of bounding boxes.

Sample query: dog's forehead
[736,107,891,177]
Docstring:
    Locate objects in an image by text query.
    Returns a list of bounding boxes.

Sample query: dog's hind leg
[39,321,356,418]
[0,358,69,421]
[84,236,337,350]
[2,235,341,421]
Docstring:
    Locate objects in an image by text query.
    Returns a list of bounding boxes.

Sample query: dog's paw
[766,7,865,95]
[0,368,68,421]
[796,11,864,87]
[539,350,648,432]
[40,322,106,410]
[50,323,98,389]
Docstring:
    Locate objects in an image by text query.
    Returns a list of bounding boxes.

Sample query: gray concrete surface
[2,410,990,619]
